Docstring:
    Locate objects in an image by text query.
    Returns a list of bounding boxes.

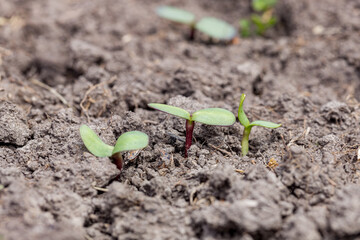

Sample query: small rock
[0,101,32,146]
[320,101,350,123]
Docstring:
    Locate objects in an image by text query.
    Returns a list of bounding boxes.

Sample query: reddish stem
[185,119,195,158]
[111,152,123,171]
[189,25,195,41]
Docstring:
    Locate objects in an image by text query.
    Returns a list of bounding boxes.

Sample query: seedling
[250,11,277,36]
[156,6,237,41]
[80,125,149,170]
[239,19,251,37]
[148,103,236,157]
[239,0,278,37]
[238,94,281,156]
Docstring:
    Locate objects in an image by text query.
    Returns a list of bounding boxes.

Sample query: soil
[0,0,359,239]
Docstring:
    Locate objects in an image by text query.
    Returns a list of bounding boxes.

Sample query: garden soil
[0,0,359,239]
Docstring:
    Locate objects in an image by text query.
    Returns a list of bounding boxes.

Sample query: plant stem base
[111,152,123,171]
[185,120,195,158]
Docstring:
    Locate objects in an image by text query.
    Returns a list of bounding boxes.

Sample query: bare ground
[0,0,359,239]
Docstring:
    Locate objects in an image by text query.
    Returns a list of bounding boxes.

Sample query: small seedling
[250,11,277,36]
[148,103,236,157]
[239,19,251,37]
[239,0,278,37]
[238,94,281,156]
[156,5,237,41]
[0,185,3,191]
[80,125,149,170]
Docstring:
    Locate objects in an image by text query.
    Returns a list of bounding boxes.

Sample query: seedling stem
[110,152,123,170]
[185,119,195,157]
[189,24,196,40]
[242,126,251,156]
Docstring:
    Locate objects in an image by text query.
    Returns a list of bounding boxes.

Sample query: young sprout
[251,12,277,36]
[156,6,236,41]
[148,103,235,157]
[252,0,277,35]
[156,6,196,40]
[80,125,149,170]
[239,0,278,37]
[238,94,281,156]
[239,19,251,37]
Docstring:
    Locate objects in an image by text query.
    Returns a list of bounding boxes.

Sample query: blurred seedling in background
[239,0,278,37]
[238,94,281,156]
[0,185,4,191]
[148,103,236,157]
[239,19,251,37]
[156,5,237,41]
[80,125,149,171]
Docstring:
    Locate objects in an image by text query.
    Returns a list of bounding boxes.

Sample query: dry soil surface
[0,0,359,240]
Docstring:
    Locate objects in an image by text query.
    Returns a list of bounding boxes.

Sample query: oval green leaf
[112,131,149,154]
[80,125,114,157]
[238,94,250,127]
[252,0,277,12]
[192,108,236,126]
[148,103,191,120]
[195,17,237,40]
[249,120,281,128]
[156,6,195,25]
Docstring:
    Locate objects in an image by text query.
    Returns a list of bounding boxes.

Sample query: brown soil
[0,0,359,239]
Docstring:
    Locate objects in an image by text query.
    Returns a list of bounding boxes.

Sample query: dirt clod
[0,101,31,146]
